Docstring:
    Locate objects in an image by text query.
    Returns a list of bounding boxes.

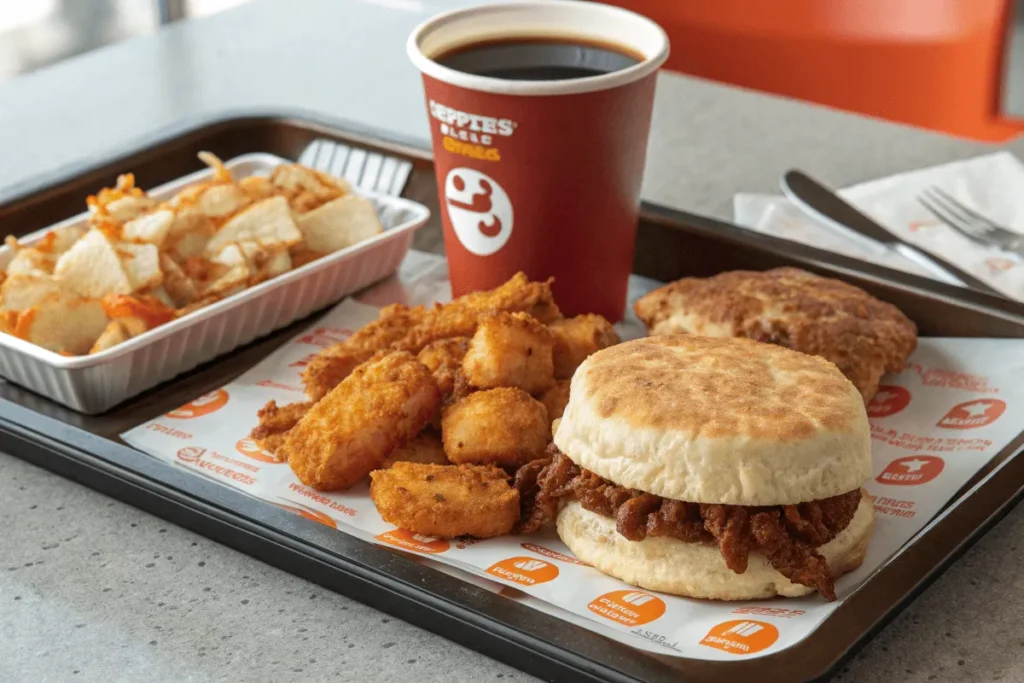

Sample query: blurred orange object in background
[610,0,1023,141]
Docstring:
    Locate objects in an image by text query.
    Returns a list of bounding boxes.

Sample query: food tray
[0,152,430,413]
[3,114,1024,683]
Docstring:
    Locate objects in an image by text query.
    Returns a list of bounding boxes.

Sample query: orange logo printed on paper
[375,528,450,554]
[275,503,337,529]
[937,399,1006,430]
[588,590,666,627]
[876,455,944,486]
[166,389,229,419]
[296,327,352,348]
[700,620,779,655]
[176,446,206,463]
[867,385,911,418]
[486,557,559,587]
[235,438,279,464]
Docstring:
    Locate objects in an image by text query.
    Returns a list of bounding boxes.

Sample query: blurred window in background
[0,0,250,84]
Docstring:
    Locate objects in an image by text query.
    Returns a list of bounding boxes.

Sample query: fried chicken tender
[249,400,312,460]
[301,304,428,400]
[301,273,560,400]
[462,312,555,394]
[281,352,440,491]
[549,314,619,380]
[369,462,520,538]
[381,430,449,468]
[442,387,550,467]
[538,380,571,421]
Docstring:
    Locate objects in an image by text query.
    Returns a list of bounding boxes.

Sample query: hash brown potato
[369,462,520,538]
[462,311,555,394]
[442,387,550,467]
[281,352,440,490]
[633,267,917,403]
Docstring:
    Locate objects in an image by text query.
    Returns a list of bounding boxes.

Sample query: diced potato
[204,196,302,255]
[103,195,157,224]
[118,316,149,337]
[213,241,291,280]
[47,226,86,254]
[15,294,110,355]
[116,242,163,291]
[295,194,383,254]
[239,175,276,201]
[6,248,56,276]
[199,184,250,218]
[159,254,197,307]
[53,230,133,299]
[201,264,249,299]
[0,274,73,311]
[270,164,351,196]
[148,286,176,309]
[89,320,128,354]
[123,209,173,246]
[166,208,214,259]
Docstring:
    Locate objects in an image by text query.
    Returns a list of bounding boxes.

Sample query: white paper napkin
[733,151,1024,299]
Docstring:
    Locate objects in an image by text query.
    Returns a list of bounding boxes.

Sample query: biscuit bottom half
[557,496,873,601]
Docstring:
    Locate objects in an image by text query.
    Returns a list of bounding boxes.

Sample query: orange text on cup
[700,620,779,655]
[166,389,229,419]
[235,437,279,464]
[486,557,559,587]
[376,528,450,554]
[587,590,666,627]
[937,399,1006,429]
[876,455,944,486]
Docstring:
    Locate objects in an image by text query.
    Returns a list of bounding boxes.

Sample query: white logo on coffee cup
[444,168,513,256]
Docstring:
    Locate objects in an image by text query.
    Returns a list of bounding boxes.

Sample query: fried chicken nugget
[538,380,571,421]
[417,337,471,429]
[250,400,312,460]
[548,314,619,380]
[281,352,440,491]
[417,337,470,396]
[381,430,449,468]
[462,312,555,394]
[442,387,550,467]
[301,273,560,399]
[369,462,519,538]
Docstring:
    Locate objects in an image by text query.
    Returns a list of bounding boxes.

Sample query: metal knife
[781,170,1005,297]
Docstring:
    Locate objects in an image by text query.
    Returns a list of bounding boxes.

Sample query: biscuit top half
[553,335,872,506]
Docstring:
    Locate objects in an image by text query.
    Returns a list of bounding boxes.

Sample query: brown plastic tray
[2,113,1024,683]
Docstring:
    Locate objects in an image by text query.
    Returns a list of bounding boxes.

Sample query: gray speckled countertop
[3,1,1024,681]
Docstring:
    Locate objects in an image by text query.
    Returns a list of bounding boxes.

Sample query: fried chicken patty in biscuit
[633,267,917,404]
[522,335,874,601]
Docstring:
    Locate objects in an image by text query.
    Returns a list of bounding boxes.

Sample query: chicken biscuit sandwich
[519,335,874,601]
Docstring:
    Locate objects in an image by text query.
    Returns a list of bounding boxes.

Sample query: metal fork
[917,186,1024,254]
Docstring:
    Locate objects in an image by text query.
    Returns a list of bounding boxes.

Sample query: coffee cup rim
[407,1,670,96]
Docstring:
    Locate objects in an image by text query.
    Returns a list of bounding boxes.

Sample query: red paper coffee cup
[408,2,669,322]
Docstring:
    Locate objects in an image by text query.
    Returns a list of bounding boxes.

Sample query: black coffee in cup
[433,36,642,81]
